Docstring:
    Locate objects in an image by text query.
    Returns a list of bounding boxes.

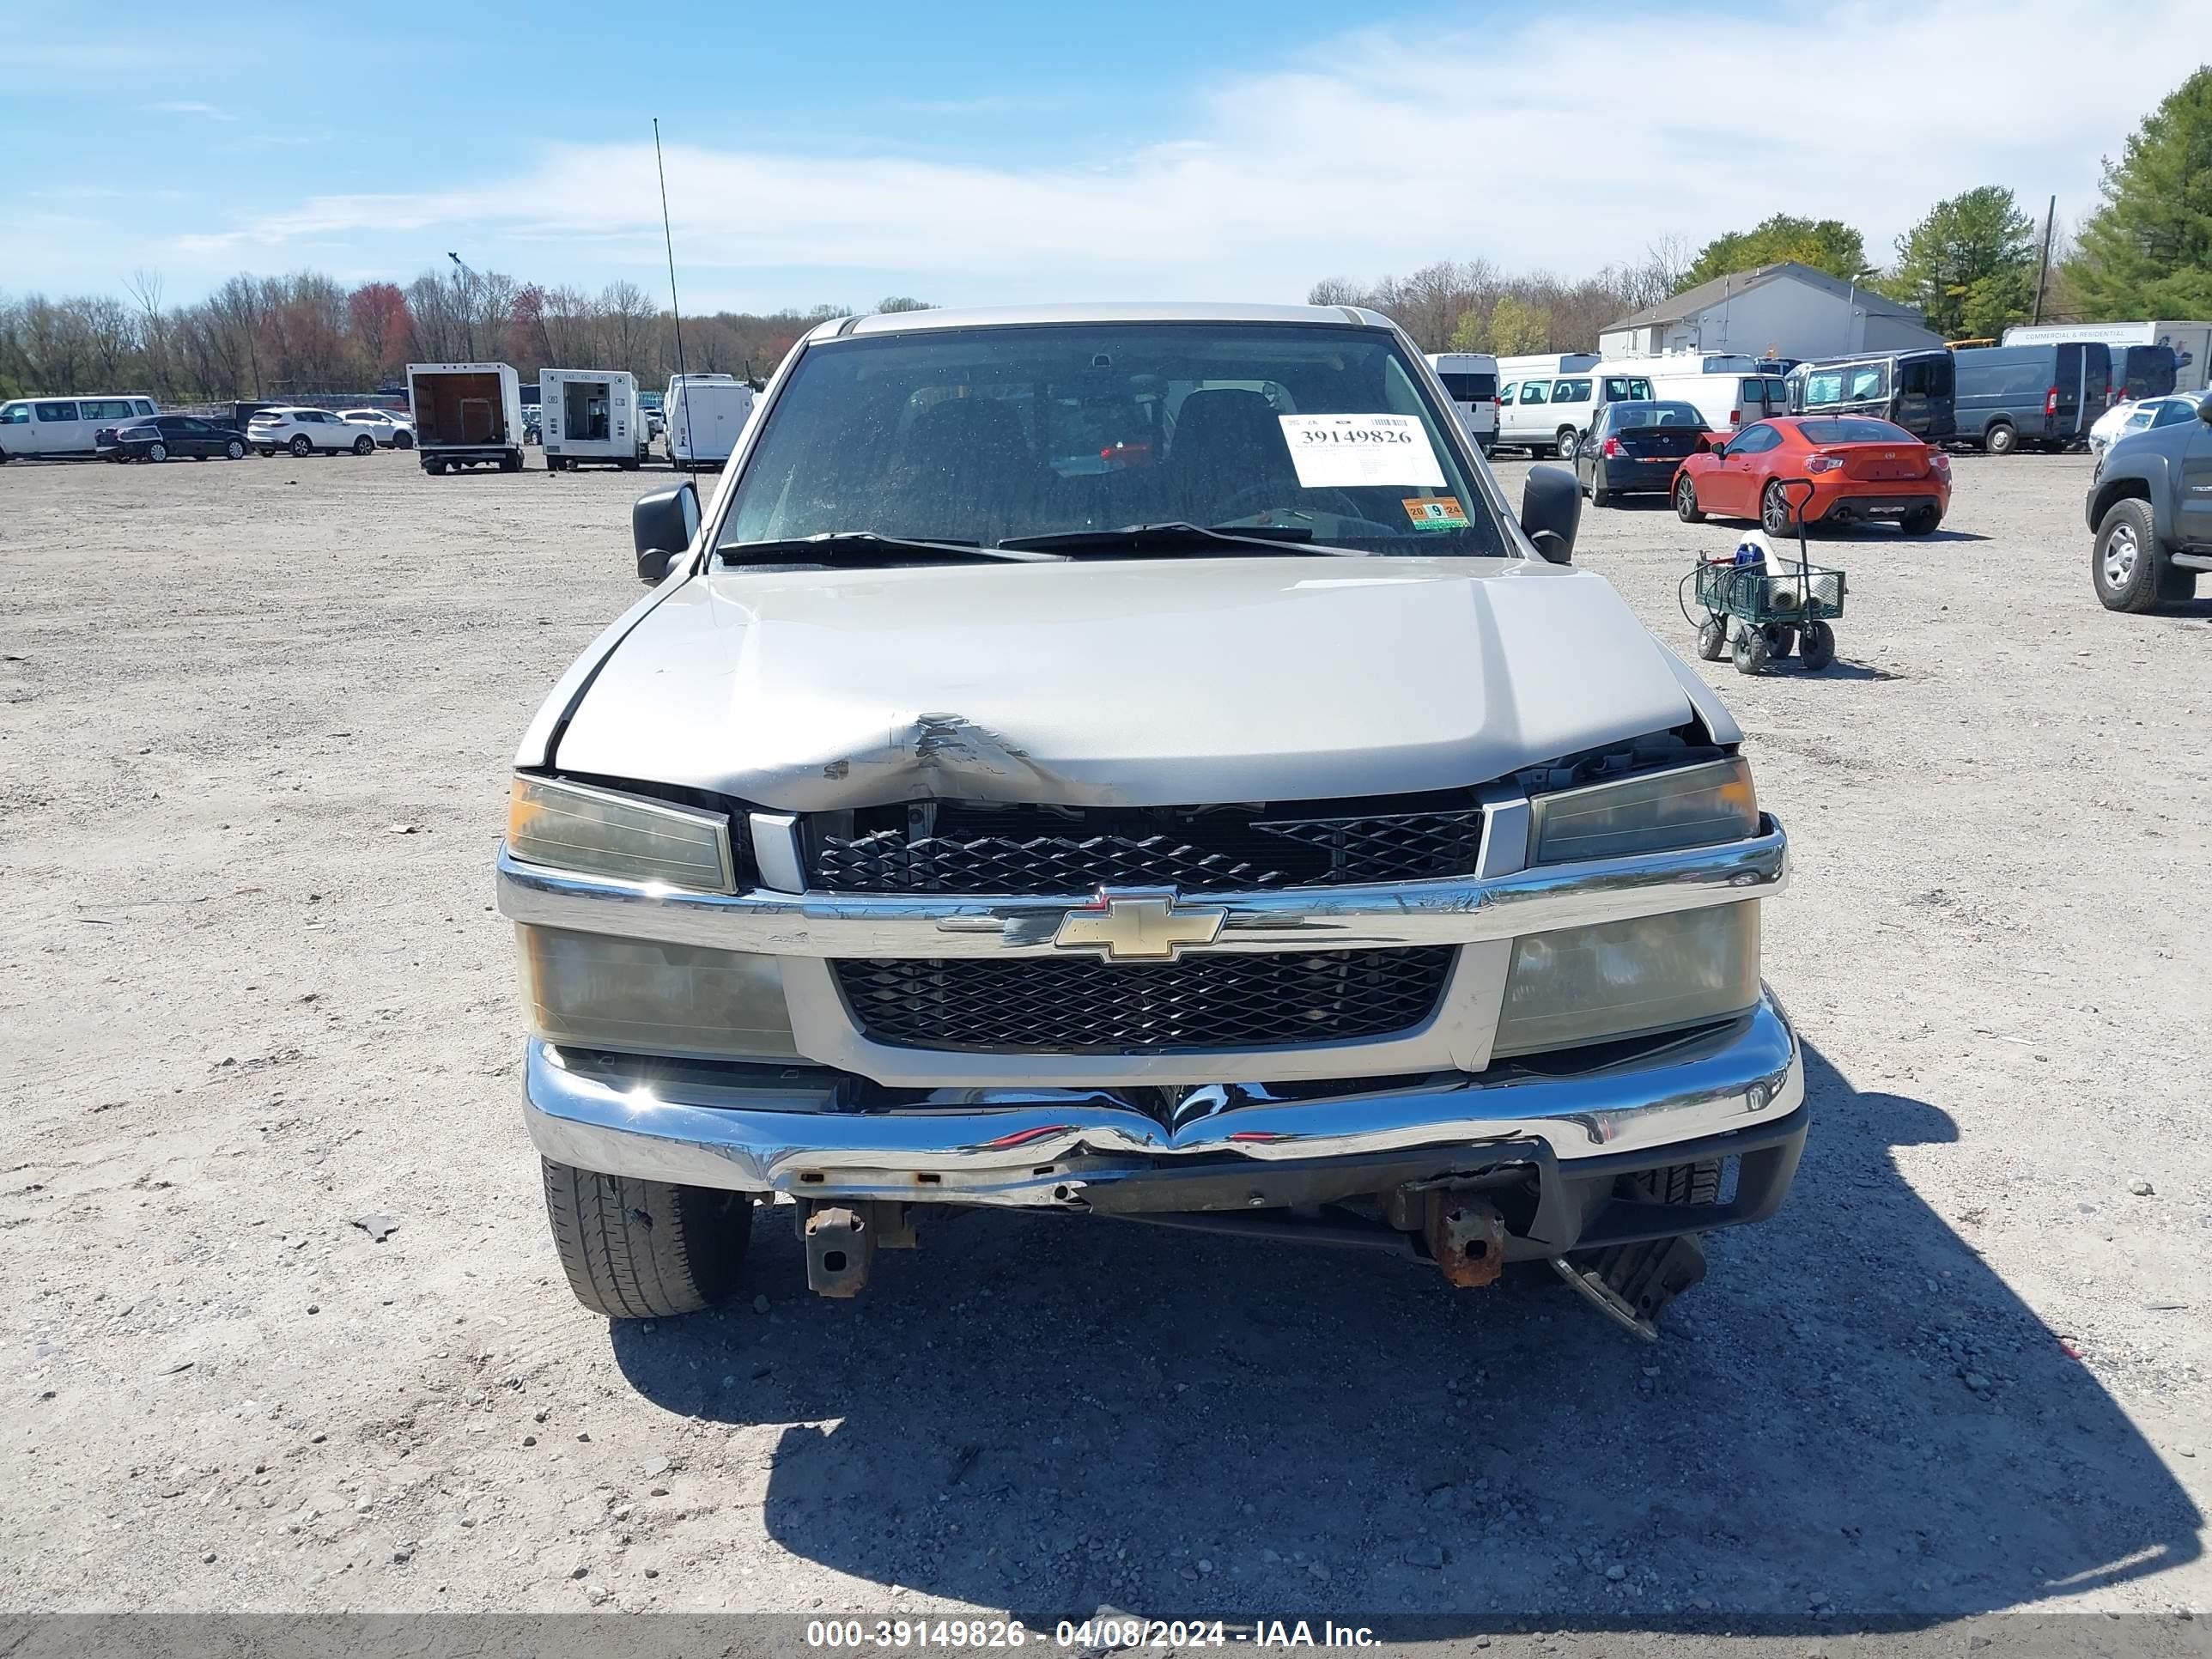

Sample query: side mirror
[1520,465,1580,565]
[632,481,702,582]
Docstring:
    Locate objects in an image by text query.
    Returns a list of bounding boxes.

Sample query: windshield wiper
[996,522,1368,557]
[720,532,1068,566]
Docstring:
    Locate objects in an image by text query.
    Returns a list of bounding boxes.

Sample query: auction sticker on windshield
[1279,413,1445,489]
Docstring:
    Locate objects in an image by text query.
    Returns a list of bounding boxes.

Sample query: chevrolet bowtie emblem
[1053,887,1227,962]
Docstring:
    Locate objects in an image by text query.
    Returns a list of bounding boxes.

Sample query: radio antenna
[653,118,696,468]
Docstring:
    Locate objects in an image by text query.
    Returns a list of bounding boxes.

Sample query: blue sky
[2,1,2199,313]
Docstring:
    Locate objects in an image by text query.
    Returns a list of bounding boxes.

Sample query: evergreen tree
[1877,186,2039,339]
[1677,216,1868,291]
[2064,66,2212,318]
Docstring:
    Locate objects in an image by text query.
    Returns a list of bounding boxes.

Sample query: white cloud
[173,0,2201,307]
[143,100,236,120]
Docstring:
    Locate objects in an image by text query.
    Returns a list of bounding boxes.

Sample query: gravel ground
[2,445,2208,1640]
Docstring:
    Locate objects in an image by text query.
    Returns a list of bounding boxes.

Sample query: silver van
[0,394,159,461]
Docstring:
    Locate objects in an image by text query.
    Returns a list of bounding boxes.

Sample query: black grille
[833,948,1455,1053]
[811,799,1484,894]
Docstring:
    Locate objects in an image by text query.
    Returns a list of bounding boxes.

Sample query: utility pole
[2032,195,2057,325]
[447,251,478,359]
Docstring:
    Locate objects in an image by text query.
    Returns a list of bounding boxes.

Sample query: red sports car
[1674,415,1950,536]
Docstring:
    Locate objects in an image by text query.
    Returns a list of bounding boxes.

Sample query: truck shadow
[608,1041,2200,1625]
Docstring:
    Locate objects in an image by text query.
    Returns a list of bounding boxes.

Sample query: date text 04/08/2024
[803,1619,1382,1649]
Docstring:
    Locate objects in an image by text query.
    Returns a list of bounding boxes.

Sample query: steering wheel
[1208,482,1404,538]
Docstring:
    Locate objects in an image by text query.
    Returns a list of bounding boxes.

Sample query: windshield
[718,321,1507,559]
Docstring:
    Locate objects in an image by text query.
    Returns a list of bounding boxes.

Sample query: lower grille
[833,948,1455,1053]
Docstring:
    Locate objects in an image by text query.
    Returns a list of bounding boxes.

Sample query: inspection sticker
[1402,495,1469,530]
[1278,413,1446,489]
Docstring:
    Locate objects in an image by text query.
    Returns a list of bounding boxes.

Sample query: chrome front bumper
[520,990,1804,1212]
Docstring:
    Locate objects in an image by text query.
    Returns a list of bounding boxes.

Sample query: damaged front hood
[550,556,1699,810]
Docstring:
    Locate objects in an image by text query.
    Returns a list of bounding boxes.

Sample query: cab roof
[814,301,1395,343]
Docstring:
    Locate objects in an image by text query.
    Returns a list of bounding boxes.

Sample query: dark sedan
[99,414,251,462]
[1573,400,1715,507]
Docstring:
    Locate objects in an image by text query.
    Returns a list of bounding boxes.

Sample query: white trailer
[406,362,525,474]
[540,368,645,471]
[2002,320,2212,396]
[664,374,757,471]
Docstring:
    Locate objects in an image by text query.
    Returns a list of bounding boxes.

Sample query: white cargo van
[0,393,158,461]
[1425,352,1499,454]
[664,374,757,471]
[406,362,525,475]
[1646,370,1792,435]
[2001,319,2211,398]
[1497,367,1654,460]
[541,369,645,472]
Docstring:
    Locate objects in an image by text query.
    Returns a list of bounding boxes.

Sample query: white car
[338,408,415,450]
[2087,394,2198,456]
[248,407,378,458]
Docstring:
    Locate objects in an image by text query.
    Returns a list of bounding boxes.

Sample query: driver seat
[1167,389,1301,521]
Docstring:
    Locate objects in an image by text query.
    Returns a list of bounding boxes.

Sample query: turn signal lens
[1492,902,1760,1058]
[1528,758,1757,866]
[516,925,799,1060]
[507,775,736,893]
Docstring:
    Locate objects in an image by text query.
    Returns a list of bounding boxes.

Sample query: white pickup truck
[495,302,1804,1339]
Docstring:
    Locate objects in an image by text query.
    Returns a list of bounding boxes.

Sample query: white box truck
[540,368,646,472]
[664,373,757,471]
[406,362,525,475]
[2002,320,2212,398]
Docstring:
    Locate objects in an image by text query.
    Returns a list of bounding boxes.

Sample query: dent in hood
[549,557,1704,810]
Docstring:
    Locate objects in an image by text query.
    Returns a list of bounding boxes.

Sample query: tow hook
[1419,1192,1508,1288]
[798,1200,917,1297]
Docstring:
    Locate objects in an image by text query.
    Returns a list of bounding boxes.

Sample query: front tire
[541,1158,754,1320]
[1674,475,1704,523]
[1800,619,1837,671]
[1731,623,1771,674]
[1696,616,1727,660]
[2092,497,2179,613]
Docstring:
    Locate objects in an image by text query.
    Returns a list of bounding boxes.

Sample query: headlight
[1527,757,1756,865]
[507,775,737,893]
[1492,900,1760,1057]
[516,925,799,1060]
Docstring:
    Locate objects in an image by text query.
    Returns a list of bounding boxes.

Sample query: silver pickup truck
[495,302,1803,1339]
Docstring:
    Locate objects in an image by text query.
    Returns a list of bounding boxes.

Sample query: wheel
[544,454,563,472]
[352,434,374,455]
[0,447,9,465]
[1984,421,2017,456]
[1554,428,1579,463]
[540,1158,753,1319]
[1696,616,1727,660]
[1589,465,1610,509]
[1730,623,1771,674]
[500,453,522,473]
[618,457,641,471]
[225,440,244,459]
[1760,481,1799,538]
[147,441,167,463]
[423,458,447,476]
[2091,497,2181,612]
[1764,623,1796,659]
[395,431,413,450]
[289,434,312,457]
[1800,619,1837,671]
[1902,505,1942,536]
[1674,475,1704,523]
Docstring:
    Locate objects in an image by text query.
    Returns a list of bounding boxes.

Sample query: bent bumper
[521,990,1806,1234]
